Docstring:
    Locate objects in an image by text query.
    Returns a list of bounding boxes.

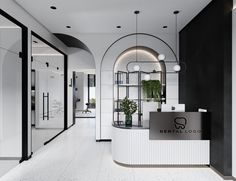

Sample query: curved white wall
[68,48,95,71]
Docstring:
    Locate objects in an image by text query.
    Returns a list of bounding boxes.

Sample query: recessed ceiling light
[50,6,57,10]
[173,10,180,14]
[33,40,38,44]
[116,26,121,29]
[163,26,168,29]
[66,26,71,29]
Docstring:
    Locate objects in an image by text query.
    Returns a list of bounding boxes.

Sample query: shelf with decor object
[114,70,166,127]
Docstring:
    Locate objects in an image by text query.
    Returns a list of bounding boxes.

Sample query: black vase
[125,114,132,127]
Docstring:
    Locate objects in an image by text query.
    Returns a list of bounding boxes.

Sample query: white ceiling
[14,0,211,35]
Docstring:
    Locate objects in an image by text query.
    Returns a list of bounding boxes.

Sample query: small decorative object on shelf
[120,97,137,127]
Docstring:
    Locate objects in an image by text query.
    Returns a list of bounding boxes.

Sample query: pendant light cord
[174,10,179,63]
[175,13,177,60]
[136,11,138,62]
[134,10,140,63]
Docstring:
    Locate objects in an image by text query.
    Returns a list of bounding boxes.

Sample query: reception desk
[112,112,210,166]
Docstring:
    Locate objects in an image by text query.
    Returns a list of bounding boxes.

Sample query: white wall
[232,2,236,178]
[72,34,127,139]
[1,0,68,157]
[73,33,177,140]
[68,48,95,70]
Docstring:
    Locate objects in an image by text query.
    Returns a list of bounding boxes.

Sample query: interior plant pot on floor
[120,97,137,127]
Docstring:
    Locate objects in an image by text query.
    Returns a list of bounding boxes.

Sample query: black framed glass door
[0,9,28,171]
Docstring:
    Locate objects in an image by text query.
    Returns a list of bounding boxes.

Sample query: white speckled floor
[0,119,230,181]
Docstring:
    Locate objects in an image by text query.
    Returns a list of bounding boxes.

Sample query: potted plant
[89,98,96,108]
[142,80,152,101]
[142,80,162,111]
[151,80,162,102]
[120,97,137,126]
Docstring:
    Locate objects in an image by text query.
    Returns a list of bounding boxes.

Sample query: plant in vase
[142,80,152,101]
[151,80,162,102]
[120,97,137,126]
[142,80,162,111]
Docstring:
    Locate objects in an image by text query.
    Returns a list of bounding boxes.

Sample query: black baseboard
[67,123,75,130]
[44,130,65,145]
[96,139,112,142]
[44,123,75,145]
[210,166,236,181]
[19,153,32,163]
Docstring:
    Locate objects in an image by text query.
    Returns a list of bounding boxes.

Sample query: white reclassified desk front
[112,111,210,166]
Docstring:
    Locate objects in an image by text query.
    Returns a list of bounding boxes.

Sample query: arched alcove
[99,33,179,140]
[113,46,167,126]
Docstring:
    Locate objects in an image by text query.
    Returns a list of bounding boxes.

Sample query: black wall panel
[179,0,232,176]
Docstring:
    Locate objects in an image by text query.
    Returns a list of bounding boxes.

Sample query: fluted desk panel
[112,125,209,166]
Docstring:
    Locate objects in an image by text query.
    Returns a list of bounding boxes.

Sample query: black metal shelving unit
[114,70,166,127]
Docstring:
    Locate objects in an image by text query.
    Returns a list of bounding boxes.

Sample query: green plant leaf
[120,97,137,116]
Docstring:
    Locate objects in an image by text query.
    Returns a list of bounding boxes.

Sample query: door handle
[47,92,49,120]
[43,92,45,120]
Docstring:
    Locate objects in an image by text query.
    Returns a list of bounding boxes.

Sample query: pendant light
[173,10,181,72]
[133,10,140,72]
[133,64,140,71]
[122,10,181,73]
[158,54,166,61]
[157,11,181,72]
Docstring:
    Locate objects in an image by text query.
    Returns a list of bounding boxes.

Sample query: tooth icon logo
[174,117,187,129]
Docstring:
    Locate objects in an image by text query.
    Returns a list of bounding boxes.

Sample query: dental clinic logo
[159,117,202,134]
[174,117,187,130]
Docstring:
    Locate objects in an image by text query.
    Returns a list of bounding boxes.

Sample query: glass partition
[0,14,22,158]
[31,34,64,152]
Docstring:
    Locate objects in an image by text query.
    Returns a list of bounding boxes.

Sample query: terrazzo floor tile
[0,119,231,181]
